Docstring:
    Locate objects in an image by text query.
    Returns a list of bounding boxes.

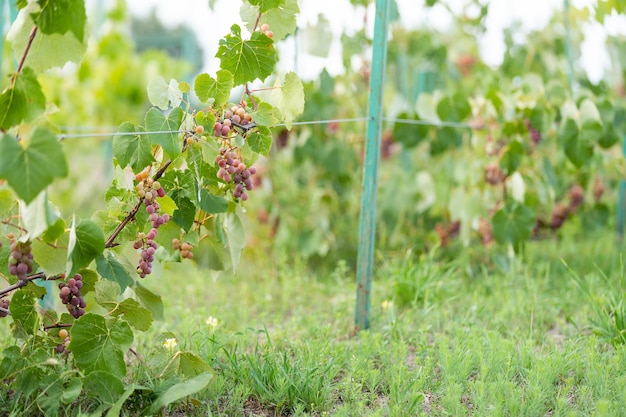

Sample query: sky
[104,0,624,83]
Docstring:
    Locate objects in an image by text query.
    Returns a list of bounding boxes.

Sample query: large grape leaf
[67,219,105,277]
[32,0,86,40]
[113,122,155,172]
[134,284,164,321]
[216,25,277,86]
[271,72,304,130]
[240,0,299,41]
[145,107,184,159]
[194,70,234,107]
[0,128,68,204]
[8,4,86,72]
[69,314,133,378]
[0,67,46,130]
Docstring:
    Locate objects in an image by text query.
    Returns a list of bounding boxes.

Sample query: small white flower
[163,338,177,353]
[206,316,218,330]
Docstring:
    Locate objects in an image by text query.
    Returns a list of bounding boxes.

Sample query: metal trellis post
[355,0,390,331]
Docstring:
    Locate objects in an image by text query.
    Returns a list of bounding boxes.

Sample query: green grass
[123,234,626,416]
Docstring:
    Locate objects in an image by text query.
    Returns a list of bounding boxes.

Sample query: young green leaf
[0,67,46,130]
[0,128,68,204]
[32,0,86,40]
[147,76,170,110]
[67,220,105,277]
[216,25,277,86]
[145,107,184,159]
[96,252,134,292]
[194,70,234,107]
[246,125,273,156]
[271,72,304,129]
[112,122,155,172]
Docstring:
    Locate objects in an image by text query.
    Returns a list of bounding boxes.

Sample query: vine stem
[12,26,38,84]
[0,306,10,315]
[0,272,45,298]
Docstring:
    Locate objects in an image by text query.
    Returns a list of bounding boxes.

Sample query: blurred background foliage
[3,0,626,274]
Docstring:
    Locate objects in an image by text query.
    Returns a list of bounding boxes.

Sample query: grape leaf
[251,102,280,126]
[199,189,228,213]
[0,67,46,130]
[170,192,196,232]
[499,140,524,175]
[96,252,134,292]
[492,201,536,251]
[8,5,86,72]
[21,190,60,240]
[0,128,68,204]
[113,122,155,172]
[134,284,164,321]
[67,220,105,277]
[112,299,153,331]
[247,125,272,156]
[436,93,471,122]
[148,372,213,414]
[558,118,592,167]
[194,70,234,107]
[249,0,284,12]
[216,25,277,86]
[147,77,170,110]
[69,314,133,378]
[32,237,67,276]
[32,0,86,40]
[161,351,214,378]
[83,371,124,405]
[240,0,298,41]
[271,72,304,129]
[392,112,430,148]
[145,107,184,159]
[9,290,38,338]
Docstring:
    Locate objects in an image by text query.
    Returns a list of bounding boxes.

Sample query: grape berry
[172,238,194,260]
[216,148,257,201]
[55,328,71,354]
[213,105,254,138]
[8,239,34,280]
[58,274,86,319]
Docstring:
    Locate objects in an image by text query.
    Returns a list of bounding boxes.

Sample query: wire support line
[58,129,192,140]
[55,116,485,139]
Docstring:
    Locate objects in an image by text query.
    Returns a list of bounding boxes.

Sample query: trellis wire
[56,116,481,140]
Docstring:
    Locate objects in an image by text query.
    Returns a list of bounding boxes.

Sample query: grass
[123,233,626,416]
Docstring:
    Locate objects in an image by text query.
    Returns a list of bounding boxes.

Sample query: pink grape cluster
[8,239,34,280]
[213,105,254,137]
[0,298,9,318]
[134,172,170,278]
[58,274,86,319]
[215,148,257,201]
[259,23,274,38]
[55,328,70,354]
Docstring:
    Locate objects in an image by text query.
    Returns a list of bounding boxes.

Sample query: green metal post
[355,0,390,331]
[618,138,626,239]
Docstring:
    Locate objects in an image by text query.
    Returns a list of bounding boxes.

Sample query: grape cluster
[8,239,34,280]
[55,328,70,354]
[134,170,170,278]
[0,298,10,318]
[213,105,254,137]
[259,23,274,38]
[58,274,86,319]
[593,177,605,202]
[215,149,257,200]
[524,119,542,145]
[172,239,194,260]
[484,163,505,186]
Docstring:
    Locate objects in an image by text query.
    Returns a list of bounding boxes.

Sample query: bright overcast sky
[110,0,625,83]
